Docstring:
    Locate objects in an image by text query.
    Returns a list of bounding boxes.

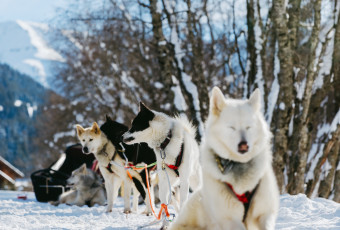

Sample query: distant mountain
[0,21,64,88]
[0,63,51,174]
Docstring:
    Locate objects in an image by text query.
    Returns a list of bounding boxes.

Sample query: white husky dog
[76,122,139,213]
[123,102,202,228]
[170,87,279,230]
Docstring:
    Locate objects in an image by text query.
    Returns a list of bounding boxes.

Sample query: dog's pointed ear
[105,114,112,122]
[76,125,85,136]
[139,102,149,111]
[210,86,226,116]
[81,163,87,174]
[91,122,101,135]
[248,88,261,112]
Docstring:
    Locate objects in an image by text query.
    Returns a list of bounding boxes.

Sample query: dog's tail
[175,114,197,138]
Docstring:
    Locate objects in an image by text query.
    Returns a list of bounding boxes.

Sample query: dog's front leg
[123,178,132,214]
[70,193,85,207]
[143,182,154,215]
[111,175,123,211]
[179,178,189,209]
[257,213,276,230]
[104,174,114,212]
[158,170,170,229]
[132,185,139,213]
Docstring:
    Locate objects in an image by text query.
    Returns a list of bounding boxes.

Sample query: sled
[31,144,95,202]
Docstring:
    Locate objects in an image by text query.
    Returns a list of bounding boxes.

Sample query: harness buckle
[162,160,166,170]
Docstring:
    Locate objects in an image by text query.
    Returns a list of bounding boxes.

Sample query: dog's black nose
[83,146,89,154]
[238,141,248,154]
[123,136,135,143]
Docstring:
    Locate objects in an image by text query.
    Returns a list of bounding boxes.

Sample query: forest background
[3,0,339,202]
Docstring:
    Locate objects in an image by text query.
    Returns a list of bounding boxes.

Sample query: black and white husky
[122,103,202,220]
[100,115,157,215]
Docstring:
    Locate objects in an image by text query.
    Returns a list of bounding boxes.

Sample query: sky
[0,0,70,23]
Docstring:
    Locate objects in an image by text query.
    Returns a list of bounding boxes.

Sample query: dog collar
[158,128,184,177]
[167,143,184,177]
[101,142,117,174]
[160,130,172,150]
[214,154,237,174]
[98,142,109,156]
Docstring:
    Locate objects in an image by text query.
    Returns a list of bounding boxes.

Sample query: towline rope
[110,143,175,228]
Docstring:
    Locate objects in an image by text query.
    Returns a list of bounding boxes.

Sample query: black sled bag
[30,144,95,202]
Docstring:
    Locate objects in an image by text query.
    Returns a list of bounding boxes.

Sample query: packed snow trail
[0,191,339,230]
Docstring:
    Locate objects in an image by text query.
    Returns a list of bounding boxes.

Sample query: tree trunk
[185,0,209,138]
[149,0,175,111]
[245,0,256,96]
[318,126,340,199]
[287,0,321,195]
[271,0,295,193]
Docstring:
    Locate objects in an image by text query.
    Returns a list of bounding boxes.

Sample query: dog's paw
[141,209,153,216]
[106,208,112,213]
[48,201,59,206]
[123,209,132,214]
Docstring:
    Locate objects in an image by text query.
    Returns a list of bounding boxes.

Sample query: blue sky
[0,0,69,23]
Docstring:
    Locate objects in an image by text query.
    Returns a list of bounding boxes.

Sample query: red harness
[226,182,259,222]
[226,183,253,204]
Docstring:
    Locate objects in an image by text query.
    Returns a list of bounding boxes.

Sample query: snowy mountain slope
[0,21,64,87]
[0,190,338,230]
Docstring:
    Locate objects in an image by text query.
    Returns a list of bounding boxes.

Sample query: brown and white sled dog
[170,87,279,230]
[123,102,202,228]
[76,122,139,213]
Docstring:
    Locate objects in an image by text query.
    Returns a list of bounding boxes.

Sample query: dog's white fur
[51,163,106,207]
[76,122,140,213]
[123,110,202,220]
[170,87,279,230]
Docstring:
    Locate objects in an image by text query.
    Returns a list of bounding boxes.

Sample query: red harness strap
[166,143,184,177]
[226,182,260,222]
[226,183,252,204]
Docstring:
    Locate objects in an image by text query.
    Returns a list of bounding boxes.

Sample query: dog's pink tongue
[238,141,248,154]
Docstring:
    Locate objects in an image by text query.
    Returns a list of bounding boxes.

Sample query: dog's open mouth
[238,141,249,154]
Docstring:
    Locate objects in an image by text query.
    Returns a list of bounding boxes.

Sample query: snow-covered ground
[0,190,338,230]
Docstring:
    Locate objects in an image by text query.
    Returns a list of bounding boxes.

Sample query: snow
[14,100,23,107]
[75,114,84,123]
[171,75,188,111]
[53,130,76,143]
[23,59,46,78]
[254,0,265,109]
[0,190,338,229]
[26,103,37,118]
[0,156,24,178]
[16,20,64,62]
[266,41,280,124]
[279,102,285,110]
[0,21,64,88]
[329,109,340,135]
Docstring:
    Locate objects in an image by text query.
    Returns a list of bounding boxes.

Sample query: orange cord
[144,164,170,220]
[126,170,133,180]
